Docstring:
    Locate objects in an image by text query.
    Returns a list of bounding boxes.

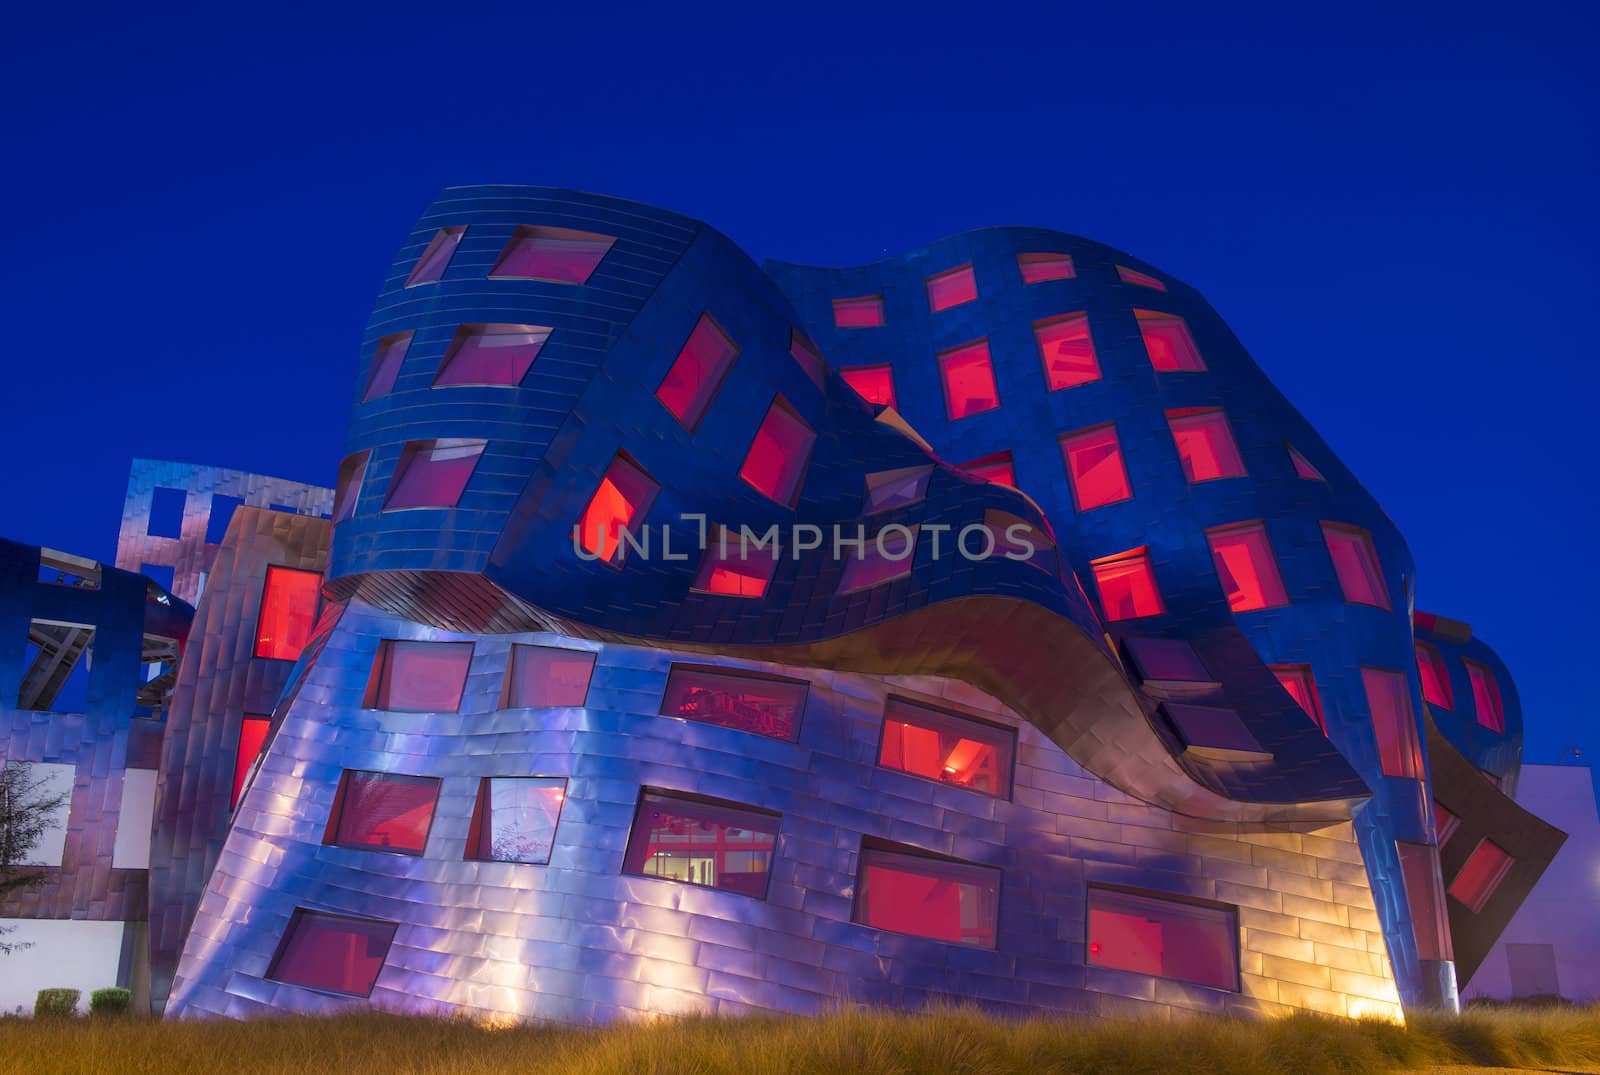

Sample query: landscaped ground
[2,1004,1597,1075]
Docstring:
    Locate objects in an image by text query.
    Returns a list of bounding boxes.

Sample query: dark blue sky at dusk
[1,3,1594,767]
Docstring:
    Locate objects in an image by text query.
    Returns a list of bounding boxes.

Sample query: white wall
[0,919,125,1015]
[112,769,157,870]
[6,762,76,867]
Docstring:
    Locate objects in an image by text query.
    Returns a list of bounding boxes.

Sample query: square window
[1322,523,1391,610]
[1087,886,1238,991]
[232,714,270,809]
[267,910,397,997]
[468,777,567,864]
[789,330,826,389]
[1433,801,1461,847]
[205,494,245,545]
[435,324,551,387]
[1396,841,1454,961]
[363,331,413,400]
[1205,522,1288,612]
[1288,443,1326,481]
[1136,311,1206,371]
[1116,265,1167,290]
[691,527,780,597]
[878,697,1014,797]
[864,465,933,514]
[1163,703,1268,761]
[739,397,815,507]
[1415,642,1454,710]
[332,451,369,525]
[839,525,919,593]
[926,264,978,312]
[325,770,441,855]
[1168,408,1246,482]
[937,339,1001,419]
[1269,665,1327,734]
[659,665,807,742]
[1450,839,1515,913]
[1464,660,1505,733]
[623,789,780,898]
[254,566,321,660]
[503,644,595,708]
[1033,312,1101,390]
[404,225,465,287]
[832,295,885,328]
[656,313,739,431]
[1017,252,1075,283]
[1363,667,1423,779]
[364,639,474,712]
[1061,423,1132,510]
[960,451,1015,487]
[383,439,486,511]
[488,224,614,284]
[855,845,999,948]
[19,621,94,713]
[148,486,186,539]
[840,364,897,407]
[1091,547,1164,621]
[575,454,660,565]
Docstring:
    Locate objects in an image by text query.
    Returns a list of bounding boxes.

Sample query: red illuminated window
[1205,523,1287,612]
[1034,313,1101,390]
[692,527,779,597]
[960,450,1015,487]
[864,465,933,514]
[1017,252,1075,283]
[1269,665,1326,734]
[365,639,473,712]
[833,295,885,328]
[623,789,780,898]
[739,397,815,506]
[1136,311,1206,371]
[878,698,1014,797]
[1433,801,1461,847]
[1396,842,1454,961]
[1088,885,1238,991]
[1363,667,1422,779]
[267,910,397,997]
[926,264,978,312]
[1091,547,1164,621]
[1061,423,1131,510]
[855,845,999,948]
[489,224,614,283]
[1450,839,1514,912]
[1288,443,1326,481]
[938,339,1001,419]
[332,451,369,524]
[1415,642,1454,710]
[1465,660,1505,733]
[838,526,919,593]
[325,770,440,855]
[383,439,486,511]
[363,332,413,400]
[840,364,897,407]
[1322,523,1390,610]
[660,665,807,742]
[467,777,566,864]
[503,644,595,708]
[1116,265,1167,291]
[575,454,660,565]
[231,715,270,809]
[254,565,321,660]
[790,330,826,388]
[1168,408,1245,482]
[656,313,740,431]
[435,324,550,387]
[404,226,464,287]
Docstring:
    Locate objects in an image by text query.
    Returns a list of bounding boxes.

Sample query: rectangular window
[383,438,486,511]
[1396,841,1454,961]
[1363,667,1423,779]
[254,565,320,660]
[838,525,919,593]
[789,330,826,388]
[659,664,807,742]
[1116,265,1167,290]
[1415,642,1454,710]
[19,620,94,713]
[363,331,413,400]
[1205,522,1288,612]
[232,715,271,809]
[1017,252,1075,283]
[1168,408,1245,482]
[832,295,885,328]
[926,264,978,311]
[364,639,474,712]
[1125,637,1211,684]
[960,451,1015,487]
[503,644,595,708]
[937,339,1000,419]
[267,910,397,997]
[1061,423,1131,510]
[623,789,780,898]
[1288,443,1326,481]
[434,323,551,387]
[1450,839,1514,913]
[1088,886,1238,991]
[149,486,186,539]
[840,364,897,407]
[1136,311,1205,371]
[1270,665,1326,734]
[332,451,369,525]
[404,225,465,287]
[575,454,660,565]
[1091,547,1164,621]
[1034,312,1101,390]
[739,397,815,507]
[1322,523,1391,610]
[325,770,441,855]
[4,761,75,866]
[1464,659,1505,733]
[855,845,999,948]
[864,465,933,514]
[489,224,614,284]
[37,548,100,590]
[692,527,780,596]
[468,777,566,864]
[1433,801,1461,847]
[205,494,245,545]
[656,313,740,431]
[112,768,157,870]
[877,698,1014,797]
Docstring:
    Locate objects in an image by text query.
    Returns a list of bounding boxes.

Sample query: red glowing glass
[268,911,397,997]
[960,451,1015,487]
[1061,424,1132,510]
[1137,311,1206,371]
[1087,887,1238,990]
[332,451,369,525]
[1450,839,1514,913]
[1363,667,1422,779]
[660,665,807,741]
[435,324,550,387]
[1433,801,1461,847]
[470,777,566,864]
[938,339,1001,419]
[1323,523,1390,610]
[363,332,413,400]
[404,226,465,287]
[1269,665,1326,735]
[832,295,885,328]
[253,565,321,660]
[877,698,1013,797]
[926,264,978,312]
[789,330,826,388]
[623,790,780,898]
[856,848,999,948]
[656,313,740,430]
[1034,313,1101,390]
[838,526,919,593]
[1415,642,1454,710]
[1465,660,1505,733]
[504,644,595,708]
[1288,443,1326,481]
[231,715,270,809]
[1396,842,1454,961]
[328,770,440,855]
[1168,408,1245,482]
[1017,252,1075,283]
[366,640,473,712]
[1116,265,1167,290]
[1091,547,1164,621]
[739,398,814,506]
[692,529,779,597]
[1205,523,1287,612]
[384,439,486,511]
[488,224,614,284]
[840,364,897,407]
[575,454,660,564]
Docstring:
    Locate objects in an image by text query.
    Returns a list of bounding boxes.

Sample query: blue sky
[2,1,1594,767]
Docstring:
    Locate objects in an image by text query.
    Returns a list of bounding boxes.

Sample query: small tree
[1,762,70,955]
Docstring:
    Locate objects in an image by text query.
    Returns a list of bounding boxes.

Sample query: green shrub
[89,988,132,1017]
[33,988,80,1018]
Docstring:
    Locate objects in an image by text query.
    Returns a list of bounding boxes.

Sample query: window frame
[936,337,1001,420]
[1061,422,1133,511]
[926,264,979,312]
[265,909,399,998]
[874,696,1017,800]
[832,294,886,329]
[363,639,475,713]
[655,312,741,433]
[737,396,816,508]
[403,226,466,288]
[1321,522,1392,610]
[1167,407,1246,483]
[487,224,615,284]
[500,644,597,708]
[853,842,1001,949]
[1017,252,1075,283]
[1086,883,1240,992]
[658,663,809,742]
[1033,311,1102,391]
[252,564,322,661]
[622,787,782,899]
[1204,521,1289,613]
[465,776,568,865]
[1090,546,1165,621]
[839,364,897,408]
[322,769,443,857]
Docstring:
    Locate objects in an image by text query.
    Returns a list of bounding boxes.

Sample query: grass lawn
[1,1003,1597,1075]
